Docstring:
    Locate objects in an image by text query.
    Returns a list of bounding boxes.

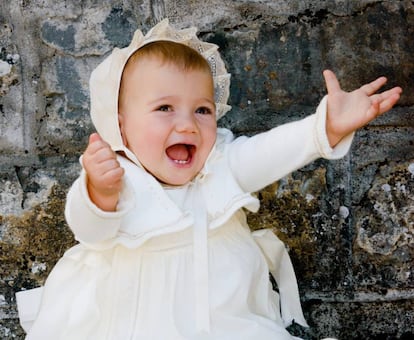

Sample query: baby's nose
[174,112,197,133]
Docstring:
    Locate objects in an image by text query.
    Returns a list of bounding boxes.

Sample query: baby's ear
[118,112,128,145]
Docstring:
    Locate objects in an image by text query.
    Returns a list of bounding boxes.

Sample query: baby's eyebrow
[148,96,216,108]
[199,98,216,107]
[148,96,175,105]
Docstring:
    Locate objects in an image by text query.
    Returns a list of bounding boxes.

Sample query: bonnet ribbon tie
[252,229,309,327]
[193,186,210,333]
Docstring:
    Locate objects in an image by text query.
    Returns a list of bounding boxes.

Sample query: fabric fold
[16,287,43,333]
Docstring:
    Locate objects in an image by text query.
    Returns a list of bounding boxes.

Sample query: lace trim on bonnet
[89,19,231,153]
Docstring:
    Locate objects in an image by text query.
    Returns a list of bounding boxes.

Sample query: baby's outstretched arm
[323,70,402,147]
[82,133,125,211]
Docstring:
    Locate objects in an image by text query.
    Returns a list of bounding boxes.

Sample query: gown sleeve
[65,166,134,245]
[228,96,354,193]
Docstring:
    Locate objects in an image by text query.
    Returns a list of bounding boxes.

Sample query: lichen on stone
[247,167,328,280]
[355,161,414,256]
[0,184,75,309]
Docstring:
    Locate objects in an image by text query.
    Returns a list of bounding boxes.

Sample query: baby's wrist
[87,182,120,212]
[326,130,342,148]
[325,115,343,148]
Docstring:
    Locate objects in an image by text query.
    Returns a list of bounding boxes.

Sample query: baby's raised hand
[323,70,402,147]
[82,133,125,211]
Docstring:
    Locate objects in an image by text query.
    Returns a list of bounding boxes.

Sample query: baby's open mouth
[166,144,196,164]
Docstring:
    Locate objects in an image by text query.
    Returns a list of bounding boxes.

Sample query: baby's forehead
[118,41,217,109]
[118,53,215,108]
[120,53,214,91]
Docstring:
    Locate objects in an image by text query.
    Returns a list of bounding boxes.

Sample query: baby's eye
[195,107,212,115]
[157,105,172,112]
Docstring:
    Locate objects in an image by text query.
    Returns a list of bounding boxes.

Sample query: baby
[17,19,401,340]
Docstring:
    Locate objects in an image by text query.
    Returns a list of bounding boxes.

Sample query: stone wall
[1,0,413,339]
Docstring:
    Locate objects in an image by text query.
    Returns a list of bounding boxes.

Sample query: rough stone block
[0,1,413,339]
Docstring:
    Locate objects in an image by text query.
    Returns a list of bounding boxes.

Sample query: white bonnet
[89,19,231,152]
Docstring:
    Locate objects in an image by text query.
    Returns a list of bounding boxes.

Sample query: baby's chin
[148,169,196,187]
[154,177,193,187]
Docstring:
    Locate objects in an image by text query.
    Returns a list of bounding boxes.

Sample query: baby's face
[118,57,217,185]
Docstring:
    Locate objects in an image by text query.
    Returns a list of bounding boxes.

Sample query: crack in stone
[150,0,166,24]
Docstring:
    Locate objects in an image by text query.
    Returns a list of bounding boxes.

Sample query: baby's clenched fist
[82,133,125,211]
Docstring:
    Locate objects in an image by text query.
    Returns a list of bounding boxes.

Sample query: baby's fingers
[93,146,118,164]
[371,87,402,110]
[373,86,403,101]
[100,165,125,190]
[323,69,341,95]
[89,158,124,193]
[366,91,401,119]
[85,133,111,155]
[89,132,102,144]
[365,98,381,120]
[95,157,123,178]
[377,92,401,114]
[359,76,388,96]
